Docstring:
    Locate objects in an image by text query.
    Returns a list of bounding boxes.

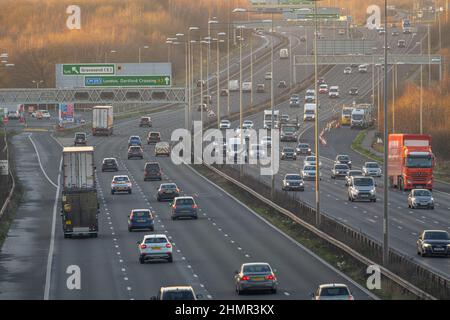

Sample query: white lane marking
[284,292,290,296]
[28,134,58,188]
[366,218,376,223]
[44,157,62,300]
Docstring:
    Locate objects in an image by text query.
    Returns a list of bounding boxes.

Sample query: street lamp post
[138,45,149,63]
[416,40,423,134]
[188,26,199,132]
[207,18,219,96]
[215,33,226,128]
[313,0,321,227]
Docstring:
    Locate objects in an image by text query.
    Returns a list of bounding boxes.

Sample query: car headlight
[423,243,431,248]
[370,188,376,194]
[411,197,416,203]
[348,161,352,164]
[430,197,434,202]
[352,189,359,195]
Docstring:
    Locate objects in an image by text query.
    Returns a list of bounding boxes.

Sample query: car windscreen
[353,178,374,186]
[145,237,167,244]
[150,133,160,137]
[335,165,348,170]
[320,287,350,296]
[298,144,309,148]
[305,110,315,114]
[352,114,363,120]
[349,171,362,176]
[424,232,450,240]
[366,163,379,168]
[243,264,271,273]
[175,198,194,206]
[338,156,349,161]
[283,148,294,153]
[161,184,177,190]
[75,134,85,139]
[304,166,315,171]
[413,190,431,197]
[114,177,129,182]
[405,155,432,168]
[104,159,116,165]
[162,291,195,300]
[282,127,295,133]
[130,146,141,151]
[286,175,301,180]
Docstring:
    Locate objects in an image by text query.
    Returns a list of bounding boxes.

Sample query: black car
[144,162,162,181]
[417,230,450,257]
[281,147,297,160]
[74,132,87,146]
[335,154,352,169]
[348,87,359,95]
[157,183,180,201]
[101,158,119,172]
[296,143,311,155]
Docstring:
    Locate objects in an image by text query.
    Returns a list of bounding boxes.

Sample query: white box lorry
[92,105,113,136]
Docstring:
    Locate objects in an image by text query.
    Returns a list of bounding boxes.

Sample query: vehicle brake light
[241,276,249,281]
[172,205,176,209]
[140,244,147,249]
[192,204,198,209]
[165,243,172,248]
[176,188,180,193]
[349,295,354,300]
[265,274,275,280]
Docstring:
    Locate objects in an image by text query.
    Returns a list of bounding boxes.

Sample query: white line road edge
[184,163,380,300]
[44,156,62,300]
[28,133,58,188]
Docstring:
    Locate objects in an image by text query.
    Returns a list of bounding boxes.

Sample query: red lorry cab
[388,134,434,191]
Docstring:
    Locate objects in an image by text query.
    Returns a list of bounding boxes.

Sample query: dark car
[74,132,87,146]
[128,135,142,147]
[157,183,180,201]
[348,87,359,95]
[128,146,144,159]
[144,162,162,181]
[128,209,154,232]
[296,143,311,155]
[282,174,304,191]
[281,147,297,160]
[170,196,198,220]
[417,230,450,257]
[147,131,161,144]
[335,154,352,169]
[101,157,119,172]
[139,116,152,127]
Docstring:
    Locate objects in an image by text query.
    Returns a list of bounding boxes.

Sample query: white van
[229,80,239,91]
[358,64,368,73]
[328,86,340,98]
[303,103,316,121]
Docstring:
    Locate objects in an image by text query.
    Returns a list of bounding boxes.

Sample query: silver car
[282,174,304,191]
[345,170,363,186]
[362,162,382,177]
[234,262,277,294]
[301,165,321,180]
[311,283,354,300]
[408,189,434,209]
[331,163,350,179]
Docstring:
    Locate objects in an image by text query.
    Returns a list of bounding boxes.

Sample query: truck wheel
[139,257,145,264]
[129,190,132,194]
[167,255,173,263]
[93,233,98,238]
[111,190,115,195]
[128,227,132,232]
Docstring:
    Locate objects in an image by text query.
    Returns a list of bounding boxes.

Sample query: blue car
[128,209,154,232]
[128,135,142,147]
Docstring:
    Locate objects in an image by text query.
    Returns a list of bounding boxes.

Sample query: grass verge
[351,130,383,163]
[191,164,418,300]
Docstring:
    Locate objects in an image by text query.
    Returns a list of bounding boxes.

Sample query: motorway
[0,19,448,300]
[0,28,378,300]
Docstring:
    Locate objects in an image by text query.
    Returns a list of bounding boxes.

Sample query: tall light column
[382,0,389,266]
[313,0,321,227]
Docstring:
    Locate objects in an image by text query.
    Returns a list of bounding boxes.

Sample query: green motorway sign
[84,75,171,87]
[63,64,115,75]
[301,13,340,19]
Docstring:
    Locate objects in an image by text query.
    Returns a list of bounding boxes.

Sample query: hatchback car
[157,183,180,201]
[301,165,321,180]
[128,209,154,232]
[171,196,198,220]
[289,94,300,107]
[74,132,87,146]
[408,189,434,209]
[349,87,359,95]
[331,163,350,179]
[139,116,152,127]
[362,162,381,177]
[234,262,277,295]
[282,174,304,191]
[220,120,231,129]
[417,230,450,257]
[101,157,119,172]
[281,147,297,160]
[319,83,328,94]
[242,120,254,129]
[144,162,162,181]
[335,154,352,169]
[311,284,354,300]
[344,67,352,74]
[152,286,199,300]
[147,131,161,144]
[128,146,144,159]
[111,175,132,194]
[278,80,287,88]
[137,234,173,263]
[296,143,311,155]
[128,135,142,147]
[304,156,321,167]
[264,71,272,80]
[256,84,265,93]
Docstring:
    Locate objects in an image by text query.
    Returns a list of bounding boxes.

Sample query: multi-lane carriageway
[0,23,448,299]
